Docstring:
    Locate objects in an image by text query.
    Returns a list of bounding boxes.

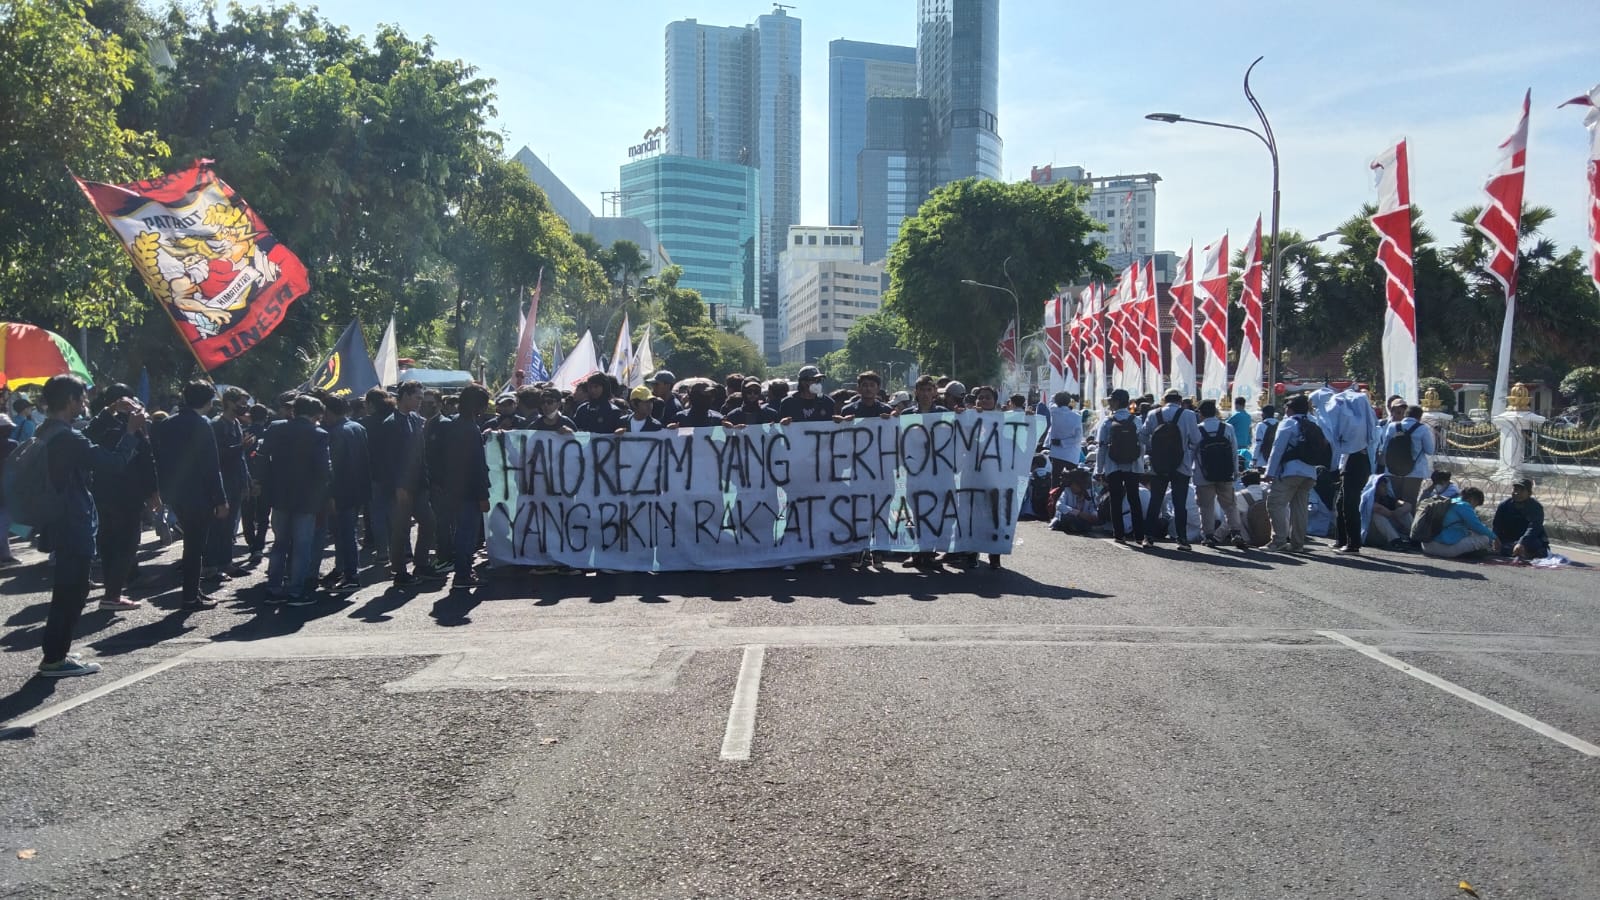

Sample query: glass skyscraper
[664,8,800,358]
[828,40,917,227]
[918,0,1002,183]
[621,155,759,312]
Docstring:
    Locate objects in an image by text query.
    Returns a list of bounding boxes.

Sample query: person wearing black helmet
[778,365,839,424]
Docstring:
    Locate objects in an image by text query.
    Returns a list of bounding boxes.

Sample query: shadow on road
[0,678,57,729]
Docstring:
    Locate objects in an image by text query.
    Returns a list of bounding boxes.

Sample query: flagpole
[70,167,215,382]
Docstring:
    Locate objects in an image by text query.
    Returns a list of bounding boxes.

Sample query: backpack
[1258,419,1279,463]
[1410,496,1454,542]
[1147,410,1185,475]
[1383,422,1422,474]
[1196,422,1235,483]
[1107,416,1141,464]
[1283,417,1332,469]
[3,422,72,527]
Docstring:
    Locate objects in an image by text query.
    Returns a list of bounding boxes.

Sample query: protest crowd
[1,366,1553,681]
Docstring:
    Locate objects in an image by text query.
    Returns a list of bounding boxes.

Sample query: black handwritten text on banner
[483,413,1040,572]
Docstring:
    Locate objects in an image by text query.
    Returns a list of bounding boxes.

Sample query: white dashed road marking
[720,645,766,761]
[0,655,192,736]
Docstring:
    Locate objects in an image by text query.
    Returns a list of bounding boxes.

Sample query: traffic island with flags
[74,160,310,370]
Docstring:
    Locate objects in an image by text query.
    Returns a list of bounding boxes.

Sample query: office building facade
[918,0,1001,184]
[664,8,800,360]
[858,96,939,264]
[512,147,664,274]
[828,40,917,227]
[779,225,886,364]
[1030,164,1160,269]
[621,155,759,312]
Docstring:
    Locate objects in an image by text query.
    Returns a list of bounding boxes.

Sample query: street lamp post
[962,253,1023,370]
[1147,56,1291,392]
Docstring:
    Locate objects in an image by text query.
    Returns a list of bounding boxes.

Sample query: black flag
[301,319,381,399]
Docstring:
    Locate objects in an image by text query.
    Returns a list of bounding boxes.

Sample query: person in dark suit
[260,394,331,604]
[429,384,492,589]
[151,381,228,610]
[84,383,158,610]
[375,381,440,586]
[321,393,369,594]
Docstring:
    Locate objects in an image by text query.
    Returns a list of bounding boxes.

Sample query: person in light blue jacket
[1094,388,1146,545]
[1380,404,1435,504]
[1422,487,1499,558]
[1264,393,1321,552]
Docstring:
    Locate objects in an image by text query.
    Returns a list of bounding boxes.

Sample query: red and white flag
[1476,90,1530,415]
[1107,265,1141,394]
[1167,243,1196,397]
[1559,85,1600,298]
[1138,258,1163,396]
[1195,234,1230,401]
[1080,283,1105,407]
[997,317,1019,367]
[1044,293,1067,388]
[1371,139,1418,403]
[1233,216,1264,405]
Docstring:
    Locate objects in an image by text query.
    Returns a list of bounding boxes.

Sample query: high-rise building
[918,0,1001,184]
[1030,164,1161,271]
[664,7,800,362]
[512,147,664,274]
[828,40,917,227]
[779,225,885,364]
[858,97,938,264]
[621,155,759,312]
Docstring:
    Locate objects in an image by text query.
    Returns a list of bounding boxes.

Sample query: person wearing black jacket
[241,402,275,564]
[151,381,228,610]
[668,383,725,428]
[84,384,159,610]
[375,381,440,586]
[430,384,492,589]
[358,388,393,559]
[322,394,369,593]
[33,375,147,676]
[724,379,780,426]
[260,394,331,604]
[574,373,624,434]
[204,387,252,579]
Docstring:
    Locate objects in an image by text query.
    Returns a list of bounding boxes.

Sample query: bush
[1559,366,1600,406]
[1417,376,1456,413]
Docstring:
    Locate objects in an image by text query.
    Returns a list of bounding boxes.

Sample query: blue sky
[308,0,1594,256]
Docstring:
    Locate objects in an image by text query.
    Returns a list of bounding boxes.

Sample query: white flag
[550,330,602,393]
[607,315,634,384]
[630,325,655,388]
[373,316,399,389]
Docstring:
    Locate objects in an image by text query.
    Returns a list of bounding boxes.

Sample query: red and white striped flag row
[1038,86,1597,409]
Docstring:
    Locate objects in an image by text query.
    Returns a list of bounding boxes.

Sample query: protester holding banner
[779,366,838,424]
[618,386,664,433]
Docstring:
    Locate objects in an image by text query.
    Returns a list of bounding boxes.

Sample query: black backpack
[1147,410,1185,475]
[1197,422,1235,483]
[1257,418,1279,462]
[1284,416,1332,469]
[1107,416,1141,465]
[1384,422,1422,474]
[1410,495,1454,542]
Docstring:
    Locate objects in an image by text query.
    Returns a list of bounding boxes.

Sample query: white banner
[484,414,1041,572]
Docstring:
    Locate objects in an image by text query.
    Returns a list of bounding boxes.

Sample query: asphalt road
[2,524,1597,899]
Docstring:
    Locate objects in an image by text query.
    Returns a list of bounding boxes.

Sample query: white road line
[0,655,191,734]
[720,645,767,761]
[1317,630,1600,758]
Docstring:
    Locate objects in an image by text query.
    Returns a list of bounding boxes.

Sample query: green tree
[1446,204,1600,383]
[884,179,1108,381]
[0,0,168,336]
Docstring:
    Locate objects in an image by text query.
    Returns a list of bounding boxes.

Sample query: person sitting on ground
[1421,486,1499,558]
[1418,469,1461,502]
[1359,474,1412,549]
[1050,468,1099,534]
[1235,469,1271,547]
[1493,478,1549,562]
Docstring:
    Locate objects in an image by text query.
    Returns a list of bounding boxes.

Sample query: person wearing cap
[485,393,522,432]
[528,388,576,433]
[649,371,681,425]
[1493,478,1549,561]
[779,365,839,424]
[839,371,895,420]
[617,385,664,433]
[942,380,968,412]
[725,379,780,426]
[888,390,911,412]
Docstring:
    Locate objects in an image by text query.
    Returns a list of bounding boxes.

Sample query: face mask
[808,383,823,397]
